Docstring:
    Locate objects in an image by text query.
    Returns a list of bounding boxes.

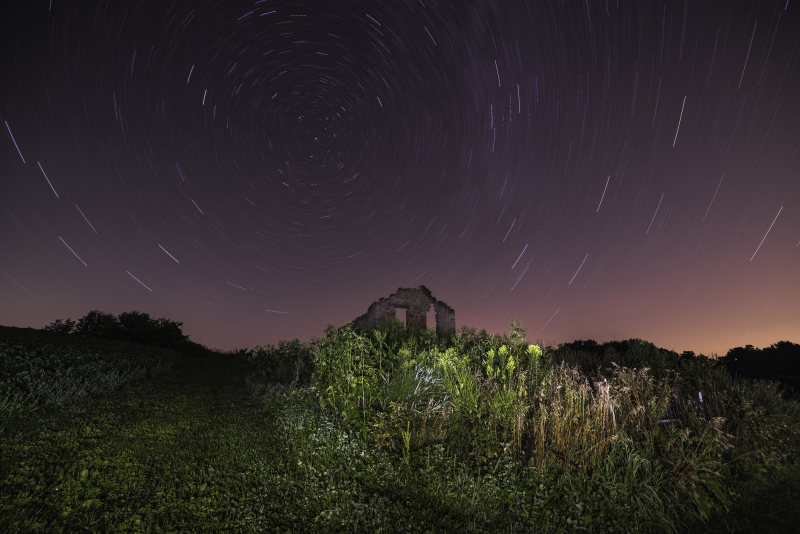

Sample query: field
[1,321,798,532]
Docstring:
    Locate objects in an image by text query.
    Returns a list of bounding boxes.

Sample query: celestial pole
[1,0,798,356]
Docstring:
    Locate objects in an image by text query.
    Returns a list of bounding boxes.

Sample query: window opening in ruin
[352,286,455,336]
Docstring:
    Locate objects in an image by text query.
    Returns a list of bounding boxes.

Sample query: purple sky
[2,0,798,356]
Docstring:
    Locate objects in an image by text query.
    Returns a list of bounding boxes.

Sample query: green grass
[1,322,799,532]
[0,326,180,425]
[1,352,287,531]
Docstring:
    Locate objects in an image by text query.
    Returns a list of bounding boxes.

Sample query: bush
[248,339,314,386]
[74,310,119,337]
[42,318,76,335]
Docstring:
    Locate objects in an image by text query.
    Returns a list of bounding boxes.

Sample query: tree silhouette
[45,310,189,349]
[74,310,119,338]
[722,341,800,391]
[43,318,76,335]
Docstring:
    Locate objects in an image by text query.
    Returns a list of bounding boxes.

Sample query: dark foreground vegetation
[1,313,798,532]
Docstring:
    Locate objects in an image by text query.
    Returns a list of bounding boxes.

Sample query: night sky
[2,1,798,356]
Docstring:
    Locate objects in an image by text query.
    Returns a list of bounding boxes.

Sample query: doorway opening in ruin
[395,307,407,327]
[427,309,436,330]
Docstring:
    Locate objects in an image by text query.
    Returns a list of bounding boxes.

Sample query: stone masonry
[353,286,455,336]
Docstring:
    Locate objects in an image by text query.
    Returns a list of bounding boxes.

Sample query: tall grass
[299,321,800,526]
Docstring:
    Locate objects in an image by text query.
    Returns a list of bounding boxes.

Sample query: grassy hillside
[0,325,181,426]
[1,319,798,532]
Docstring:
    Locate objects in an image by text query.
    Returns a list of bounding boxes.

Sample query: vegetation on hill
[44,310,190,350]
[0,325,181,425]
[0,342,271,532]
[720,341,800,392]
[1,313,798,532]
[247,319,800,531]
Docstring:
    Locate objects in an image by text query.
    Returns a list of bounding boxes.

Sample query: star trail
[2,0,798,356]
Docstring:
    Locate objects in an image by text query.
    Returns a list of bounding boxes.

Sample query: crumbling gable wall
[354,286,455,336]
[434,300,456,336]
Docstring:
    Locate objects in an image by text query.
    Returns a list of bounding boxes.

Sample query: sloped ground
[0,352,292,532]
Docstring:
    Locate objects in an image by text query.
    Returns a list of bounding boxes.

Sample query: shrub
[74,310,120,338]
[248,339,314,386]
[42,318,76,335]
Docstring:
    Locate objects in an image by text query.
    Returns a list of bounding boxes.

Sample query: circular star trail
[2,0,799,354]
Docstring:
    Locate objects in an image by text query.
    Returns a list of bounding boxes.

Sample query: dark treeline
[556,338,800,396]
[720,341,800,392]
[44,310,193,352]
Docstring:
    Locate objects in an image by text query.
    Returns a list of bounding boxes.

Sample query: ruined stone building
[353,286,455,336]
